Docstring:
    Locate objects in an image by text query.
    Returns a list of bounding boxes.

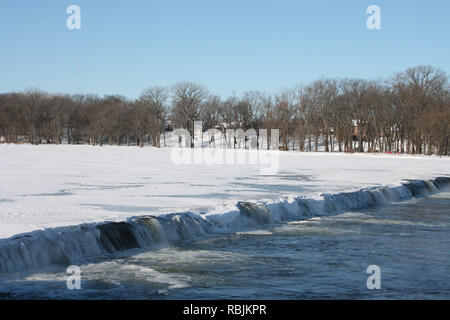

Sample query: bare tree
[171,82,208,147]
[140,87,168,147]
[0,66,448,156]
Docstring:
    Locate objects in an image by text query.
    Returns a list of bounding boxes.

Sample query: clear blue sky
[1,0,449,99]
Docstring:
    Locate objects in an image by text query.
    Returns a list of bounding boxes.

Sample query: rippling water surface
[1,193,449,300]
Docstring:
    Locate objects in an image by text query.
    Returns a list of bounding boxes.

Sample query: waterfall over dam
[0,177,448,274]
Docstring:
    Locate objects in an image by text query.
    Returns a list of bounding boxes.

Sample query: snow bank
[0,144,449,273]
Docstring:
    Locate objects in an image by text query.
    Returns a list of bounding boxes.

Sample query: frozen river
[0,144,448,238]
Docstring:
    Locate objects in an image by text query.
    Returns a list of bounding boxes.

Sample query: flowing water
[0,191,449,300]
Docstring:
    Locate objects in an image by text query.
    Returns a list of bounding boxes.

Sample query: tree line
[0,65,448,155]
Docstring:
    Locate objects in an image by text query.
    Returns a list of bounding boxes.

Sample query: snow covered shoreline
[1,144,449,239]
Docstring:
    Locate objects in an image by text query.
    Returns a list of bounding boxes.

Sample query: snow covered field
[0,144,449,240]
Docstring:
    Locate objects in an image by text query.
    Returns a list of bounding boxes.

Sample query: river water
[1,192,449,299]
